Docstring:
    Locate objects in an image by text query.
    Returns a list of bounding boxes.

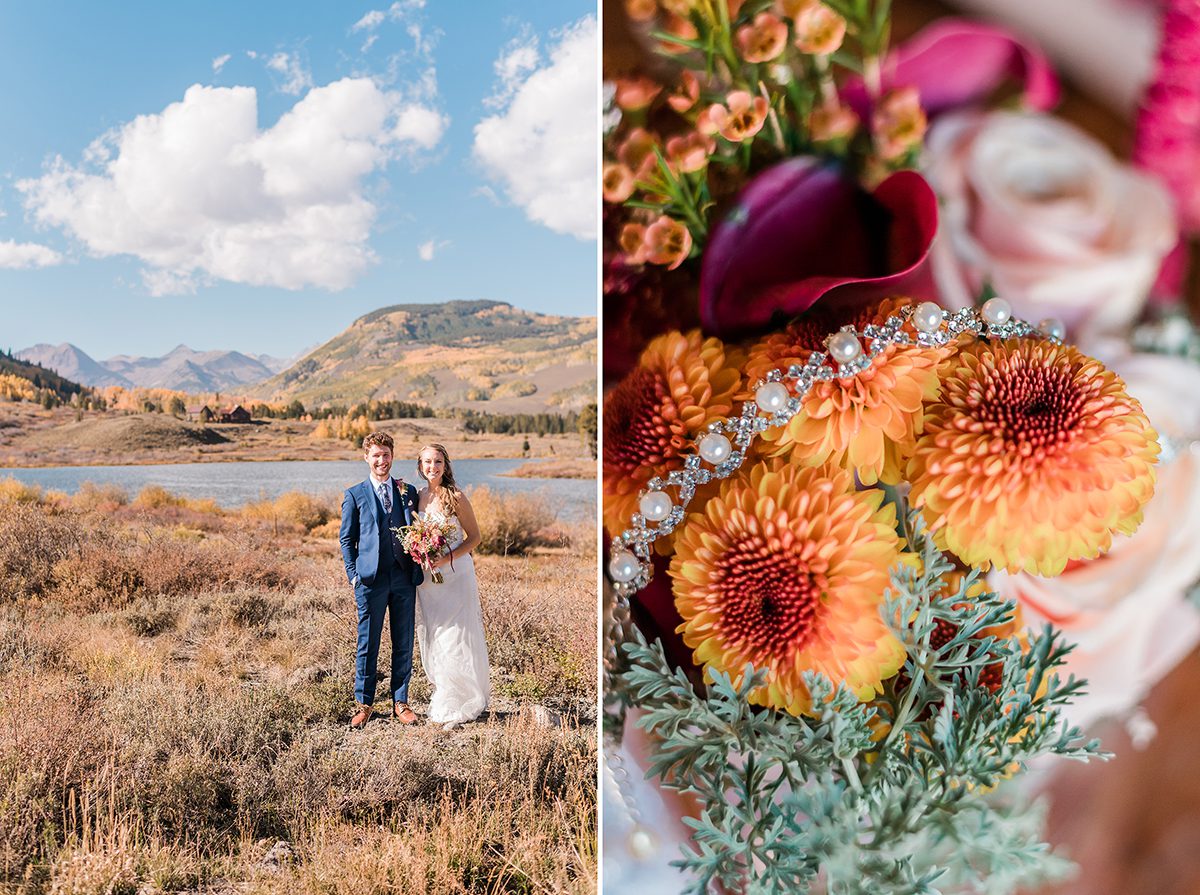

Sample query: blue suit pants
[354,563,416,706]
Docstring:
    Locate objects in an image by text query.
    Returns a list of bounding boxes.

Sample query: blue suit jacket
[339,478,423,588]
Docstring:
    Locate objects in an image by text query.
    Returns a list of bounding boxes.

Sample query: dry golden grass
[502,458,596,480]
[0,488,596,894]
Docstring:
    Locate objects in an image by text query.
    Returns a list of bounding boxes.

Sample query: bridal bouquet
[395,518,455,584]
[603,0,1199,891]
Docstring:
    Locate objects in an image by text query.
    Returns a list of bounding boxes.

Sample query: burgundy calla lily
[698,158,939,337]
[843,18,1060,120]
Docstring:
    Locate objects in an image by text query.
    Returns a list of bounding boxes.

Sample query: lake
[0,459,596,521]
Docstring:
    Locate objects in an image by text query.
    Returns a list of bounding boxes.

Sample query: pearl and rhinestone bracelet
[604,299,1065,599]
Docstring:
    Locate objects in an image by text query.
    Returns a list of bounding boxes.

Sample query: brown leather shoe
[350,704,372,729]
[393,702,418,725]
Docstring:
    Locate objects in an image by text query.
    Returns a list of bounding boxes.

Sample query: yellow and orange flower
[671,459,907,715]
[603,330,741,536]
[907,339,1159,575]
[742,297,943,484]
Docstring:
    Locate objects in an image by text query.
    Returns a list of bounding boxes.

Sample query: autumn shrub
[468,486,554,556]
[70,482,130,513]
[0,502,87,601]
[132,485,186,510]
[51,548,146,613]
[130,532,305,597]
[274,492,333,531]
[0,476,44,505]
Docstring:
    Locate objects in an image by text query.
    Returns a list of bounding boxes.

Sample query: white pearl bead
[608,550,640,583]
[698,432,732,465]
[628,824,658,860]
[755,381,789,414]
[639,490,672,522]
[1038,317,1065,340]
[827,330,862,364]
[981,297,1012,326]
[913,301,944,333]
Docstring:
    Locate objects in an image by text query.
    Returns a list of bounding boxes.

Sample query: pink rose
[990,351,1200,731]
[926,110,1177,340]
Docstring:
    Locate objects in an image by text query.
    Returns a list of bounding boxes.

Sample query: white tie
[378,481,392,514]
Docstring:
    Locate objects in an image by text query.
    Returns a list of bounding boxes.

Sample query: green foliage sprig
[612,515,1105,894]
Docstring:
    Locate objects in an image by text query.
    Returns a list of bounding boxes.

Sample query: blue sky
[0,1,597,361]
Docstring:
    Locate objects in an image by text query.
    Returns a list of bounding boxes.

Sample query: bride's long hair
[417,442,461,514]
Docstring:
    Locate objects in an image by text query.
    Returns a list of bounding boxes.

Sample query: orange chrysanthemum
[742,297,942,484]
[670,459,907,715]
[908,339,1159,575]
[603,330,741,536]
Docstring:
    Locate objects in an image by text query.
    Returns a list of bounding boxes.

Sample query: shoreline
[0,453,585,470]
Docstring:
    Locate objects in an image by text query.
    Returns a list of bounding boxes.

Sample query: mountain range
[15,343,294,393]
[16,300,596,415]
[264,300,596,413]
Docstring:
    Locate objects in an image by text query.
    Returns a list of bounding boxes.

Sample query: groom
[339,431,424,729]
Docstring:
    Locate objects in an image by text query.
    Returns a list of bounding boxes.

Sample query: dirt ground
[0,404,592,468]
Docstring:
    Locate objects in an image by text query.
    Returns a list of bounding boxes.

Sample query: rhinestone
[981,297,1012,326]
[913,301,944,333]
[639,490,672,522]
[608,550,640,583]
[755,381,790,414]
[698,432,732,464]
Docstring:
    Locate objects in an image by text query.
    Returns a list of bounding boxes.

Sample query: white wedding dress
[416,509,491,724]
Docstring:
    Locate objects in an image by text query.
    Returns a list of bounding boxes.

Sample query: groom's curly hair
[417,443,461,514]
[362,432,394,453]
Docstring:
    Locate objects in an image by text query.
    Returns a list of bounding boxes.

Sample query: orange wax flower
[792,1,847,56]
[736,12,789,63]
[873,86,928,161]
[671,459,907,715]
[908,339,1159,575]
[698,91,769,143]
[602,162,636,203]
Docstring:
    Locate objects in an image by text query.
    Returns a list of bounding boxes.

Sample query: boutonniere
[395,478,413,506]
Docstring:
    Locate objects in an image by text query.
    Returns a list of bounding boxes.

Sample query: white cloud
[392,104,447,149]
[472,17,597,241]
[0,240,63,269]
[486,32,539,109]
[267,52,313,96]
[18,79,448,294]
[212,53,232,73]
[352,9,386,32]
[417,238,448,261]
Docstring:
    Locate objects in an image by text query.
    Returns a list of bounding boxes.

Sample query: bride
[414,443,491,729]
